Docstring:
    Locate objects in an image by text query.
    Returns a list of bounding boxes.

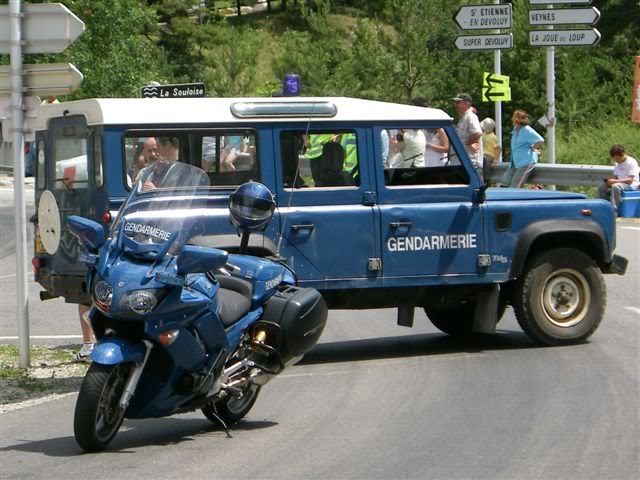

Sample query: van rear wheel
[513,248,605,345]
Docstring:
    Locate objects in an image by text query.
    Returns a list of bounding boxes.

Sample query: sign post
[454,1,513,152]
[528,0,600,190]
[7,0,29,368]
[633,56,640,124]
[0,1,85,367]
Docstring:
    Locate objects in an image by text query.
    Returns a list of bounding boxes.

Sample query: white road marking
[0,274,35,280]
[0,392,76,415]
[619,226,640,231]
[0,335,83,341]
[623,306,640,316]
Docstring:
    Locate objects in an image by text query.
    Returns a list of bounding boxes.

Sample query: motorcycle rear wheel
[202,384,261,425]
[74,363,129,452]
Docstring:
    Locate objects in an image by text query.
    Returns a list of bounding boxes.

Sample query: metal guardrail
[487,162,614,186]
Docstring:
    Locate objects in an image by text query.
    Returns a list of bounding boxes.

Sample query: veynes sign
[140,82,206,98]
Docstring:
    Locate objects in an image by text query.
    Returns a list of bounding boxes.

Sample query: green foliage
[7,0,637,168]
[45,0,165,98]
[556,119,640,166]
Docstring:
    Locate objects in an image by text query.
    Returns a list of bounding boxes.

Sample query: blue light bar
[230,101,337,118]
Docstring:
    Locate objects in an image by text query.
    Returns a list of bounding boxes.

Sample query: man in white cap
[453,93,484,180]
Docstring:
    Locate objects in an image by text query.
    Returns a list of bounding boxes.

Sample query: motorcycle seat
[216,275,253,327]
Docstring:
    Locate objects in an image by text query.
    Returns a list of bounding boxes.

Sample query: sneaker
[74,343,94,362]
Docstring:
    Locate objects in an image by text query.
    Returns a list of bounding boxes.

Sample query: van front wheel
[513,248,605,345]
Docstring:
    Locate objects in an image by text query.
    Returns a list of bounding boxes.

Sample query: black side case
[262,286,328,361]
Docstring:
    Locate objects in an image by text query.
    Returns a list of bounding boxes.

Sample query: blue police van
[32,97,627,346]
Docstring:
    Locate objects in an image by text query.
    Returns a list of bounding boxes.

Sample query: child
[481,118,501,182]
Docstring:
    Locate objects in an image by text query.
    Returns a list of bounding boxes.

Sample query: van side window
[380,127,469,187]
[93,132,104,188]
[53,126,89,190]
[123,131,259,189]
[36,139,46,190]
[280,131,360,189]
[197,131,259,187]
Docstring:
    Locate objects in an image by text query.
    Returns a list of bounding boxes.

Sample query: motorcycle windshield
[111,163,212,260]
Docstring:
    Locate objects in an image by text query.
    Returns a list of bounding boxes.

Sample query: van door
[374,125,485,278]
[274,127,378,286]
[45,115,93,278]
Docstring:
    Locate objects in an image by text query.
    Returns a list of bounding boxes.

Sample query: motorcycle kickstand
[209,408,233,438]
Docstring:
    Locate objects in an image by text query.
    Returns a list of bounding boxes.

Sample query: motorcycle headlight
[93,280,113,311]
[126,289,159,315]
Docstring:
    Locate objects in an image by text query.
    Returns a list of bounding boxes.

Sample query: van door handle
[291,224,315,232]
[390,221,413,229]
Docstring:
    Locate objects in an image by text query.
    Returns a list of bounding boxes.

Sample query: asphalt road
[0,185,638,478]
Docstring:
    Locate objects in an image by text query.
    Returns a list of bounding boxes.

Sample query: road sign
[140,83,207,98]
[482,88,511,102]
[529,29,601,47]
[530,0,592,4]
[454,4,512,30]
[0,3,85,54]
[482,72,511,102]
[529,7,600,26]
[483,72,510,89]
[454,33,513,51]
[0,63,83,96]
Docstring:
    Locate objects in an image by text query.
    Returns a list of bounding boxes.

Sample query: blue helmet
[229,182,276,232]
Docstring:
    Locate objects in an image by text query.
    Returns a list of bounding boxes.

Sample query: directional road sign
[529,29,601,47]
[482,88,511,102]
[140,83,207,98]
[529,7,600,26]
[454,33,513,51]
[0,3,85,54]
[454,4,512,30]
[530,0,592,4]
[0,63,83,96]
[482,72,511,103]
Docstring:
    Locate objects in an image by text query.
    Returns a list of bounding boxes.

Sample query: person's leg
[75,304,95,361]
[610,183,632,212]
[510,163,535,188]
[597,182,610,201]
[498,167,515,188]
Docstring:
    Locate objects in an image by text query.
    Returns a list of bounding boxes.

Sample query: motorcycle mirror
[177,245,229,276]
[67,215,106,253]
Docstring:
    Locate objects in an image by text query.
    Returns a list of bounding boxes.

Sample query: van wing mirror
[177,245,229,276]
[67,216,105,253]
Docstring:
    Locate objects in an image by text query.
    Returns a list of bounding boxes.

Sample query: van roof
[35,97,452,131]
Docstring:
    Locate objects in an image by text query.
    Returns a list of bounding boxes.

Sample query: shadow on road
[300,330,548,366]
[0,417,278,457]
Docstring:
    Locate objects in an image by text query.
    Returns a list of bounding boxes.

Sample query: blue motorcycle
[67,166,327,451]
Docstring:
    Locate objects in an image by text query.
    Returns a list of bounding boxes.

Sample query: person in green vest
[304,133,335,162]
[339,133,358,173]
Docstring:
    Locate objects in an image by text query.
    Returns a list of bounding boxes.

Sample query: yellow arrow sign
[483,72,510,90]
[482,87,511,102]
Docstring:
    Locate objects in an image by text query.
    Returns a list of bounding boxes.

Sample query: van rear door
[47,115,92,276]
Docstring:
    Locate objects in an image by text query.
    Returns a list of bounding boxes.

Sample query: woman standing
[499,110,544,188]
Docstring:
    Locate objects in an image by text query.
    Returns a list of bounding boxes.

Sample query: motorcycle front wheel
[202,383,261,425]
[74,363,129,452]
